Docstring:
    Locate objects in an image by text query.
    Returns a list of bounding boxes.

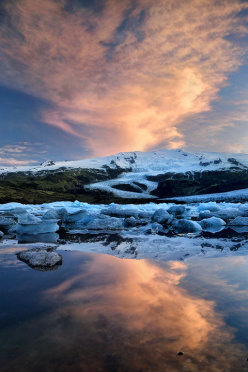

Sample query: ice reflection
[17,232,59,243]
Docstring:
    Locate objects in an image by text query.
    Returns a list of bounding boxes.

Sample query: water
[1,245,248,371]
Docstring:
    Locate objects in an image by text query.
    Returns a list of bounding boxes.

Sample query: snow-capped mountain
[1,148,248,203]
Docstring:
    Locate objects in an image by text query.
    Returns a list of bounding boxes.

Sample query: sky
[1,0,248,165]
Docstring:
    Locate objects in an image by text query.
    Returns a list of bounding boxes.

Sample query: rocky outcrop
[149,170,248,198]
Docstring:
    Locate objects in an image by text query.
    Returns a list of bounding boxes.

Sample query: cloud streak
[0,0,248,156]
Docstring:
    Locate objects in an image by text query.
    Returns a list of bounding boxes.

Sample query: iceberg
[16,213,59,235]
[64,209,88,223]
[0,217,16,231]
[42,209,60,220]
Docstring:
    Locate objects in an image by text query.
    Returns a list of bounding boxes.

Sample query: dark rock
[150,170,248,198]
[112,184,142,193]
[16,248,62,269]
[133,181,147,191]
[200,161,211,166]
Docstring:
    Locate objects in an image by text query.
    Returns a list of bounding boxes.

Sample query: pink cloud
[0,0,247,156]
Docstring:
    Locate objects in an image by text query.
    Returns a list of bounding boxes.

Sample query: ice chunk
[152,209,171,224]
[18,213,42,224]
[214,209,242,222]
[0,202,26,211]
[198,202,220,212]
[137,211,154,219]
[151,222,163,231]
[0,230,3,239]
[16,213,59,235]
[199,210,213,219]
[172,219,202,234]
[124,217,146,227]
[229,216,248,226]
[17,249,62,268]
[101,206,138,218]
[199,208,242,222]
[85,215,124,230]
[199,217,226,232]
[238,205,248,217]
[55,208,68,221]
[0,217,16,231]
[64,209,87,223]
[167,206,186,218]
[42,209,60,220]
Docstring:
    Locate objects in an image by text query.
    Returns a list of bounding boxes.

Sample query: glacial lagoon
[1,247,248,371]
[1,201,248,371]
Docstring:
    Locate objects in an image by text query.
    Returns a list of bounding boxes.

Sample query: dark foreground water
[1,247,248,372]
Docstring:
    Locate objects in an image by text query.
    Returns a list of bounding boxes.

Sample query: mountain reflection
[1,253,247,372]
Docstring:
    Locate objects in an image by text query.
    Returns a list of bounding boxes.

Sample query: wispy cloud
[0,0,248,156]
[0,142,47,166]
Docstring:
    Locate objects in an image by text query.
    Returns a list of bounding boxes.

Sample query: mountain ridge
[1,148,248,204]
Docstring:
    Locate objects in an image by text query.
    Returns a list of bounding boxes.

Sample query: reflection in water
[1,252,248,371]
[17,232,59,244]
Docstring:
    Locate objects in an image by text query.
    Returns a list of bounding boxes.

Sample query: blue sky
[0,0,248,165]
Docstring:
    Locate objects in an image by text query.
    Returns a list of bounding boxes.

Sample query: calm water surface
[1,246,248,372]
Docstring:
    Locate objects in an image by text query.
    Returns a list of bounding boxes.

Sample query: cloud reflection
[42,254,246,370]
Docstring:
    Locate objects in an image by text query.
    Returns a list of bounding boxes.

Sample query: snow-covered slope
[1,148,248,175]
[1,148,248,201]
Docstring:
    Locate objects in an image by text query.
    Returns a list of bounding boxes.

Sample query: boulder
[17,249,62,268]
